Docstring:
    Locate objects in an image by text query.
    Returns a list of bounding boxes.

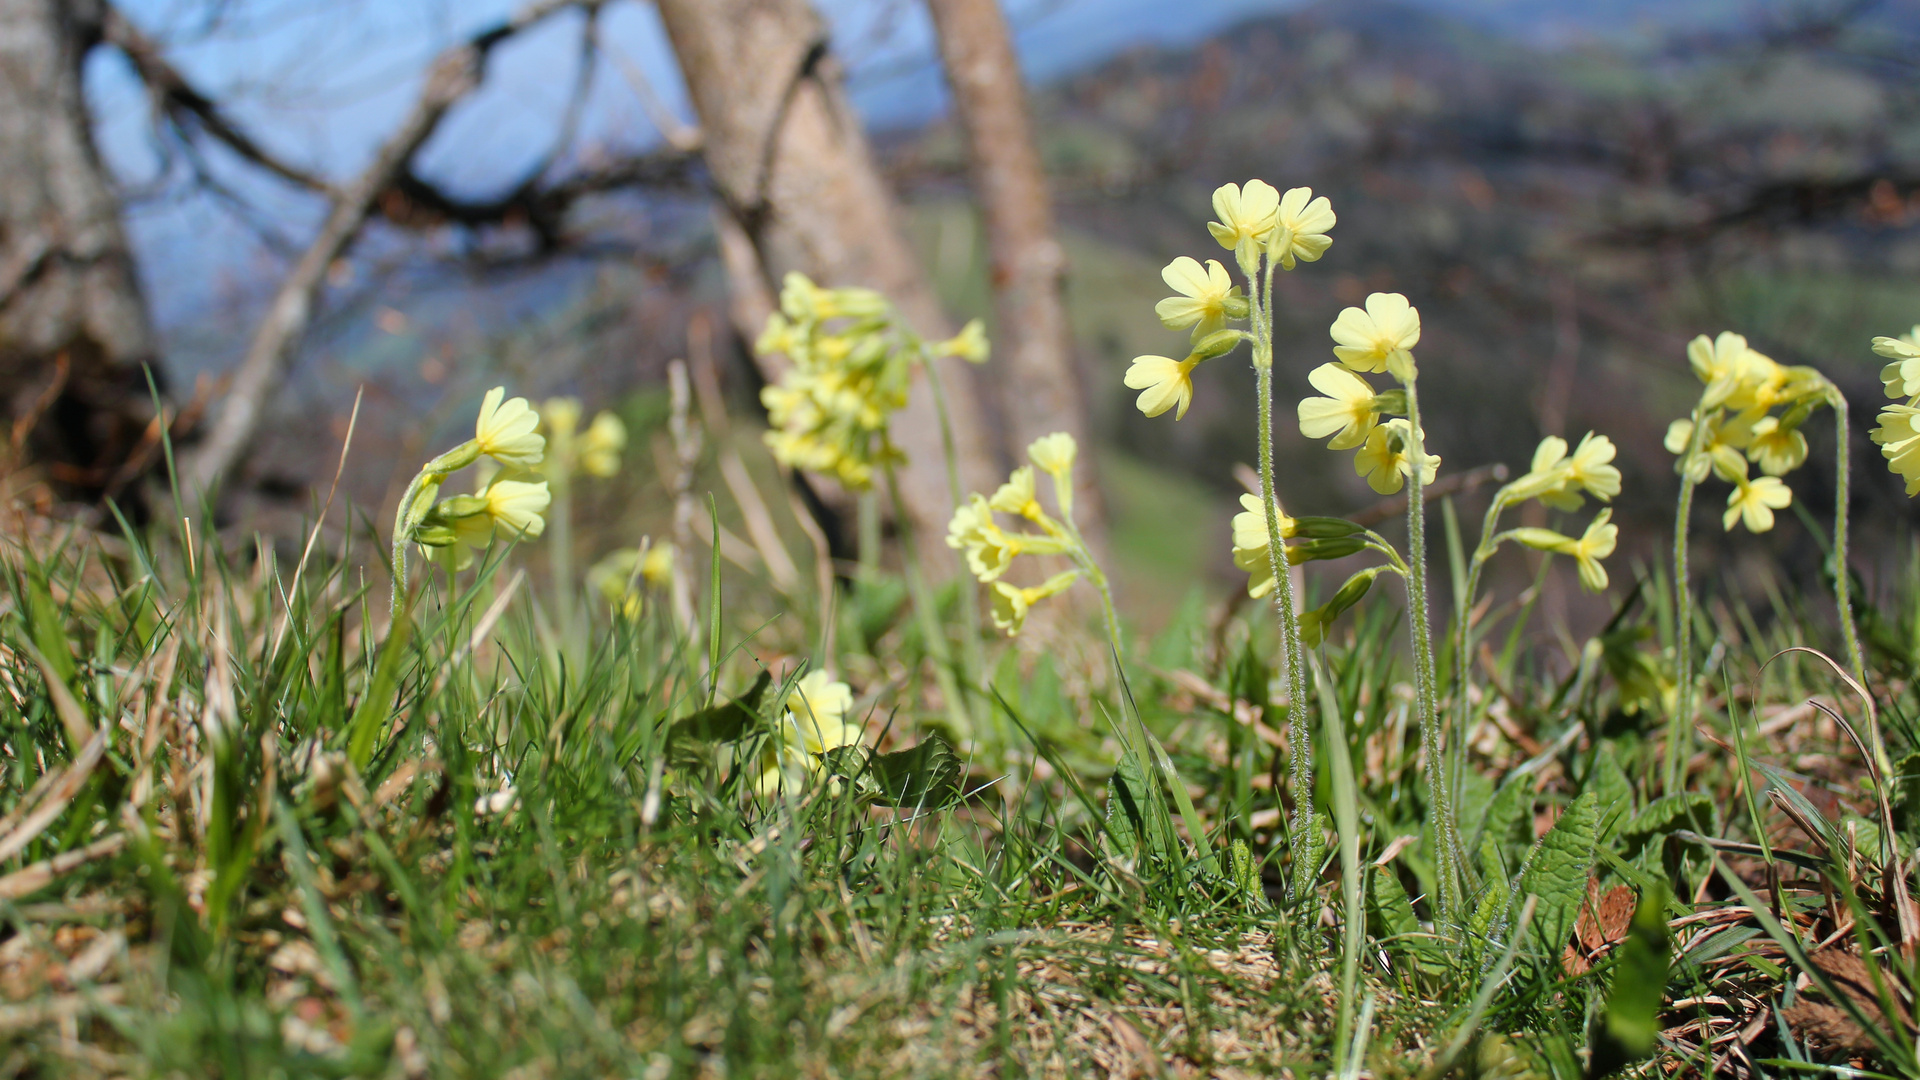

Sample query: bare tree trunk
[925,0,1105,546]
[0,0,161,500]
[654,0,998,560]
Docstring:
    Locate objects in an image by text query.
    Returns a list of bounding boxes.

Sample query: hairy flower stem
[390,471,431,622]
[883,462,975,738]
[919,355,987,715]
[1249,257,1314,901]
[1402,377,1460,927]
[1452,492,1512,768]
[1830,389,1864,684]
[1665,408,1710,794]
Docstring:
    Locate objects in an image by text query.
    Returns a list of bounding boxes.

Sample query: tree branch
[178,0,601,493]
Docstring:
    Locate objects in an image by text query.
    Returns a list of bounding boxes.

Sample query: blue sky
[89,0,1736,340]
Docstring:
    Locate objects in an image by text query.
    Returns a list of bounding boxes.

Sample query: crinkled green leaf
[1621,792,1714,841]
[1514,791,1596,967]
[1587,742,1634,842]
[1474,776,1533,882]
[868,736,963,808]
[669,670,775,745]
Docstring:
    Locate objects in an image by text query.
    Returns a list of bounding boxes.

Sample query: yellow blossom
[1873,404,1920,495]
[1207,180,1281,265]
[1229,492,1298,598]
[1723,475,1791,533]
[1745,416,1807,476]
[1027,433,1077,479]
[475,387,545,469]
[1354,419,1439,495]
[1874,331,1920,397]
[937,319,991,363]
[1267,186,1336,270]
[640,543,675,587]
[1511,509,1618,592]
[1520,431,1621,511]
[1686,332,1763,411]
[989,571,1081,637]
[578,411,627,477]
[1297,362,1382,450]
[754,670,863,795]
[990,466,1045,522]
[946,495,1067,582]
[477,479,551,539]
[1155,257,1242,338]
[1330,292,1421,381]
[1124,354,1201,420]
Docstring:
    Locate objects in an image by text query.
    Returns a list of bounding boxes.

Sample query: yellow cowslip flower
[1354,419,1439,495]
[578,411,627,477]
[1874,332,1920,397]
[589,549,646,620]
[1124,354,1201,420]
[1155,257,1243,338]
[1229,492,1299,599]
[1517,431,1621,511]
[640,542,675,587]
[1723,475,1791,533]
[989,570,1081,637]
[1874,404,1920,495]
[1745,416,1807,476]
[1207,180,1281,266]
[1027,432,1077,479]
[477,479,551,539]
[475,387,545,469]
[1330,292,1421,382]
[1297,362,1382,450]
[1267,186,1336,270]
[541,397,581,439]
[1707,442,1749,484]
[1686,332,1767,411]
[989,466,1045,522]
[1511,509,1618,593]
[946,495,1067,582]
[936,319,991,363]
[754,670,863,795]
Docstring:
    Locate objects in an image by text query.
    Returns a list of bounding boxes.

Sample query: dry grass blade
[0,834,127,900]
[0,986,126,1036]
[0,726,108,864]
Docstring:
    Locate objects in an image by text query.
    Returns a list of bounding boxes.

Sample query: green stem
[390,471,430,622]
[1402,376,1459,927]
[918,351,986,714]
[1666,407,1710,794]
[1830,388,1864,684]
[1250,260,1314,901]
[883,461,974,738]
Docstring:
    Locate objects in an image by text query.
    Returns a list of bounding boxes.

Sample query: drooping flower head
[1207,180,1281,268]
[1724,475,1792,533]
[1155,257,1244,339]
[578,412,627,477]
[1354,419,1439,495]
[1297,362,1385,451]
[475,387,545,469]
[1267,186,1336,271]
[1511,509,1618,593]
[1330,293,1422,382]
[989,571,1081,637]
[1124,354,1202,420]
[1229,492,1298,599]
[1027,433,1077,480]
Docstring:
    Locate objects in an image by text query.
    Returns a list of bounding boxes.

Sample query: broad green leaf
[669,670,775,745]
[868,736,962,808]
[1621,792,1714,840]
[1514,791,1596,967]
[1474,775,1533,882]
[1587,742,1634,841]
[1105,748,1151,859]
[1370,865,1445,975]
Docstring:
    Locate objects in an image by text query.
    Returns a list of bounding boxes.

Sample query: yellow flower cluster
[757,272,985,489]
[540,397,627,479]
[409,387,553,573]
[1299,293,1437,494]
[1124,181,1334,421]
[753,670,864,796]
[946,435,1085,636]
[1490,432,1623,593]
[1664,332,1830,532]
[1872,328,1920,494]
[588,542,675,620]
